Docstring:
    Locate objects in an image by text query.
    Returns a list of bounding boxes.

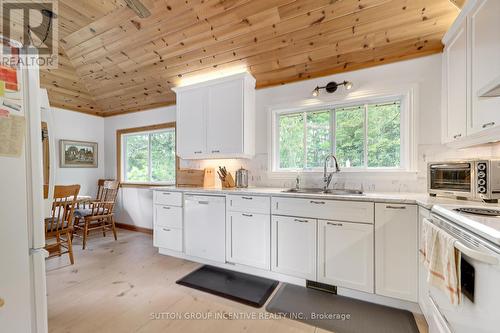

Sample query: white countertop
[152,186,474,209]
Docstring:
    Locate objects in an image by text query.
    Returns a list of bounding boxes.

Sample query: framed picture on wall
[60,140,98,168]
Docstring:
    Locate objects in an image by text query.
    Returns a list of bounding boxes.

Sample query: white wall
[103,106,176,229]
[100,54,499,228]
[182,54,440,191]
[50,108,105,197]
[183,55,500,192]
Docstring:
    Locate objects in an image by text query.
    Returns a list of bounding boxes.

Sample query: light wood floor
[46,229,428,333]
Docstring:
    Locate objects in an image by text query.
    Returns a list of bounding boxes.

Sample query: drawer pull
[162,192,171,195]
[310,200,325,205]
[162,228,171,232]
[294,218,309,223]
[482,122,495,129]
[211,150,220,153]
[194,151,202,154]
[241,196,253,200]
[453,133,462,139]
[242,213,253,217]
[226,261,236,266]
[162,206,171,210]
[198,201,209,205]
[327,222,343,226]
[386,205,406,209]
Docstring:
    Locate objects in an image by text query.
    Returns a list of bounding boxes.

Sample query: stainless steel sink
[282,188,363,195]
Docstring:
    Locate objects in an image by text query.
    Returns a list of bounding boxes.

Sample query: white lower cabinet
[271,216,317,280]
[318,220,374,293]
[375,203,418,302]
[154,226,183,252]
[226,212,270,270]
[153,191,183,253]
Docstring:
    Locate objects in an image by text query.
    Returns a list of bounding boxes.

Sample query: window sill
[268,169,418,179]
[120,182,175,188]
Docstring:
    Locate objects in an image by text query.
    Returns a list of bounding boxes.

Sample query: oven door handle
[429,163,471,169]
[425,218,500,265]
[454,241,499,265]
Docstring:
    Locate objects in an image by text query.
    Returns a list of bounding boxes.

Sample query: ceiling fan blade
[123,0,151,18]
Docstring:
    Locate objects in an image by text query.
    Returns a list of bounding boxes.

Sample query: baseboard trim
[115,222,153,235]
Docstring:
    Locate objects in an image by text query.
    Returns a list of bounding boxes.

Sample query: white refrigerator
[0,48,49,332]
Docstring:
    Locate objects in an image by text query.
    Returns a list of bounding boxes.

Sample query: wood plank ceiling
[38,0,460,117]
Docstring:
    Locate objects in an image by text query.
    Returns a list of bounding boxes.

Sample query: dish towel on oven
[420,219,462,305]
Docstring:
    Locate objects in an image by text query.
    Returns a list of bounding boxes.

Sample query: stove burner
[454,207,500,217]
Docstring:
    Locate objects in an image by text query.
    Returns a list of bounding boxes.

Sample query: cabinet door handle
[453,133,462,139]
[162,206,171,210]
[294,218,309,223]
[310,200,325,204]
[241,196,253,200]
[194,151,202,154]
[482,122,495,129]
[162,228,171,232]
[198,201,209,205]
[211,150,220,153]
[242,213,253,217]
[327,222,343,226]
[386,205,406,209]
[162,192,171,195]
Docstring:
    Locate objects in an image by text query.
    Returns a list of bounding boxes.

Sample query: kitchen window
[117,123,176,185]
[272,96,412,172]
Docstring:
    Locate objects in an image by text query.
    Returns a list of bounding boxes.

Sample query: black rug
[176,265,279,308]
[266,283,420,333]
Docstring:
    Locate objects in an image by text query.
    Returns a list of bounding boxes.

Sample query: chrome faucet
[323,154,341,191]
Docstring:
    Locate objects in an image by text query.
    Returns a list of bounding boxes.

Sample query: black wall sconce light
[312,81,353,97]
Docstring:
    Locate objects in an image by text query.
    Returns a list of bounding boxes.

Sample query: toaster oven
[428,160,500,202]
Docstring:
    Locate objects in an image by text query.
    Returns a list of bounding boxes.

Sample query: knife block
[221,172,235,188]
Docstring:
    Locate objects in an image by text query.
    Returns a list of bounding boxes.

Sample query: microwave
[428,160,500,202]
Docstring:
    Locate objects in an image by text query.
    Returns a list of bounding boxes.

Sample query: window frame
[269,87,417,175]
[117,123,177,187]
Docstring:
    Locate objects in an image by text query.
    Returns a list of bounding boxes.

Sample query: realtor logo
[1,0,58,68]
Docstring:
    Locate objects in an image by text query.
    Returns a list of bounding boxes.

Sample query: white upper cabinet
[173,72,256,159]
[176,88,207,156]
[442,0,500,147]
[442,19,468,143]
[470,0,500,133]
[207,79,244,155]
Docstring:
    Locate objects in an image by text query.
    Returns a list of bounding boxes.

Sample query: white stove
[432,204,500,246]
[422,204,500,333]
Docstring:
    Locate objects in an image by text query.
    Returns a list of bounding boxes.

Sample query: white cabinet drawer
[154,226,182,252]
[227,195,270,214]
[154,205,182,228]
[154,191,182,206]
[272,197,374,224]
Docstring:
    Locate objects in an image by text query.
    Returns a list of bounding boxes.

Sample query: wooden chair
[73,180,120,249]
[45,185,80,265]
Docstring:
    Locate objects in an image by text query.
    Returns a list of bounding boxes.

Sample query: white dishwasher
[184,195,226,263]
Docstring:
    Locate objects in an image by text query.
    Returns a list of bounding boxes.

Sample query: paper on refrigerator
[0,114,25,157]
